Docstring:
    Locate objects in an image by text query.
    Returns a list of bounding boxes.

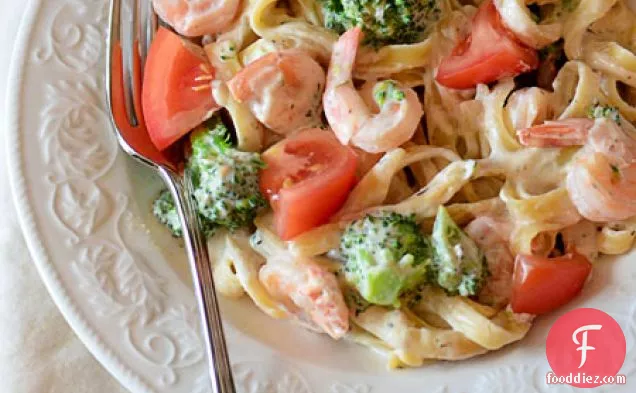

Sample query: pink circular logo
[546,308,626,388]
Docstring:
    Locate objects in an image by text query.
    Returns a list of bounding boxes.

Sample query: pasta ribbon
[338,148,408,217]
[346,324,398,365]
[224,232,292,319]
[353,306,487,366]
[598,220,636,255]
[602,77,636,122]
[208,231,245,298]
[287,222,344,257]
[291,0,323,26]
[588,0,636,49]
[355,40,433,80]
[563,0,617,60]
[378,160,477,220]
[426,75,484,159]
[338,146,461,218]
[207,229,291,319]
[501,183,582,254]
[204,4,265,152]
[442,197,506,227]
[239,38,278,65]
[416,288,532,350]
[494,0,562,49]
[250,0,337,62]
[478,80,521,155]
[552,61,602,119]
[584,41,636,88]
[386,172,414,204]
[211,81,264,152]
[204,1,257,80]
[255,213,344,258]
[352,288,531,366]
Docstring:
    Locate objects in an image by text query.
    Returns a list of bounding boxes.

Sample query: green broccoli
[188,116,267,231]
[340,212,432,306]
[587,103,621,125]
[152,189,216,238]
[431,206,487,296]
[373,81,406,106]
[320,0,442,47]
[153,115,266,236]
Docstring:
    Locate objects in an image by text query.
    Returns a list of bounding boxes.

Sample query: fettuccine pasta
[148,0,636,368]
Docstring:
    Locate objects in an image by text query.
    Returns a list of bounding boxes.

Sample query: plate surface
[6,0,636,392]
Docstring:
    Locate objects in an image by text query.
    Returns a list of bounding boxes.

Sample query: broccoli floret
[340,212,432,306]
[320,0,442,47]
[152,189,216,238]
[188,116,267,231]
[153,115,266,236]
[431,206,487,296]
[373,80,406,106]
[587,104,621,125]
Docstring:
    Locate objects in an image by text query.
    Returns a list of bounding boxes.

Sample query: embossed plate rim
[6,0,157,392]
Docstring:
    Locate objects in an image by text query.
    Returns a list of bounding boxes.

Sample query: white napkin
[0,4,128,393]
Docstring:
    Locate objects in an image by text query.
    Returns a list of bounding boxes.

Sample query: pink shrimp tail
[328,27,363,87]
[517,118,595,148]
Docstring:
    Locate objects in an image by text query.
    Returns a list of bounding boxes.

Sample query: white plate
[6,0,636,392]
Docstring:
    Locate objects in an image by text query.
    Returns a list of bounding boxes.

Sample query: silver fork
[105,1,236,392]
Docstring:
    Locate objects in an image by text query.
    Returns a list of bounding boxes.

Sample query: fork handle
[160,168,236,393]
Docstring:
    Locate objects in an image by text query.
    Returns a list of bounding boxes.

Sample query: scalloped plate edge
[5,1,155,392]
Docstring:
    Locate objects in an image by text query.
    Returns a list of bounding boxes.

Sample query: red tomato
[142,27,218,151]
[511,253,592,315]
[436,0,539,89]
[260,129,358,240]
[110,41,174,167]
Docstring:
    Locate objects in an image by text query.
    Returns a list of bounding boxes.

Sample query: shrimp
[465,216,514,308]
[227,51,325,135]
[518,117,636,222]
[561,221,599,262]
[323,27,423,153]
[505,87,552,131]
[152,0,240,37]
[517,118,594,147]
[259,258,350,339]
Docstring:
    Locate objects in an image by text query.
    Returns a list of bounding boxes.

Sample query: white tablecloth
[0,3,129,393]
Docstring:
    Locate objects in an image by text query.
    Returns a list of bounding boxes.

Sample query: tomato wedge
[142,27,218,151]
[511,253,592,315]
[436,0,539,89]
[260,129,358,240]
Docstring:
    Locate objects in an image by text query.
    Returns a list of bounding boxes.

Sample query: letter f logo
[572,324,603,368]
